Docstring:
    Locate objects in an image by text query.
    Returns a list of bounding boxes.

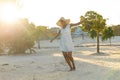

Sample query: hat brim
[56,19,70,27]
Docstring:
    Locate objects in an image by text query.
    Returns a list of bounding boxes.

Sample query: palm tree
[81,11,106,53]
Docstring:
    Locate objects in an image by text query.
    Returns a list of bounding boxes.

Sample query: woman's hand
[50,30,60,43]
[50,39,53,43]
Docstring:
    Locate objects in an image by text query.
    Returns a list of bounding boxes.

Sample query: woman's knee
[62,52,68,57]
[68,52,72,56]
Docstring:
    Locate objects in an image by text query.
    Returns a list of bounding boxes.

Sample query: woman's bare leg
[68,52,76,70]
[62,51,73,71]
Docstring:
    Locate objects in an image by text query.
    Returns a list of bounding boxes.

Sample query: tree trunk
[37,38,40,49]
[81,33,84,40]
[30,48,32,54]
[97,32,100,53]
[109,38,111,46]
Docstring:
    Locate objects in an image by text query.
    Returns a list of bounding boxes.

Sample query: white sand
[0,36,120,80]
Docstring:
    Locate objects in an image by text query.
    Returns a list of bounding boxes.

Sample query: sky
[0,0,120,27]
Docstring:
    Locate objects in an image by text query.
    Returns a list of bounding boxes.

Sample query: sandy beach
[0,36,120,80]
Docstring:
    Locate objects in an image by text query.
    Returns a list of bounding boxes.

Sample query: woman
[50,17,84,71]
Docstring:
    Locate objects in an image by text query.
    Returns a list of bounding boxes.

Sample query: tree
[35,26,41,49]
[7,19,36,54]
[112,25,120,36]
[81,11,106,53]
[88,29,97,39]
[35,26,49,49]
[102,27,114,46]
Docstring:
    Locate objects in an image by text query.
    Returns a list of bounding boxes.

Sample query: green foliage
[80,11,106,53]
[36,26,50,40]
[0,18,37,54]
[102,27,114,41]
[35,26,50,49]
[88,30,97,39]
[0,18,51,54]
[81,11,106,33]
[112,25,120,36]
[80,16,92,32]
[0,49,3,53]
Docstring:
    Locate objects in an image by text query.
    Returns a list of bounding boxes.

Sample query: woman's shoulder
[67,24,70,26]
[66,24,71,28]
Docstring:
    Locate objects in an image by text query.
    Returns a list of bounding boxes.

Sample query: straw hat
[56,17,70,27]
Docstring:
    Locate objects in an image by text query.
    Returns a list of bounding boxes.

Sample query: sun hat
[56,17,70,27]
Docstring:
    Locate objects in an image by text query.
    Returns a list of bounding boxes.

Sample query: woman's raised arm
[50,30,60,43]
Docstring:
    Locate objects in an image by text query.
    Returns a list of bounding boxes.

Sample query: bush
[0,19,36,54]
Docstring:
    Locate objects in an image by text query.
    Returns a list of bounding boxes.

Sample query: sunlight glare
[1,3,19,23]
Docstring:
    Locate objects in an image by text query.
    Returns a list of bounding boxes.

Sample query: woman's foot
[69,67,76,71]
[72,67,76,70]
[69,68,73,71]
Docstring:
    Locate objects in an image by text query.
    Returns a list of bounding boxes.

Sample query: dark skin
[50,19,84,71]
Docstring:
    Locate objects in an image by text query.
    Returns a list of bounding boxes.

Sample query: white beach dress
[59,24,74,52]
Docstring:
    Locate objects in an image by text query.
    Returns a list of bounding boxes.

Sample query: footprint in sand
[13,65,23,68]
[2,63,9,66]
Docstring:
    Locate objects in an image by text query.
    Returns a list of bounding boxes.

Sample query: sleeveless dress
[59,24,74,52]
